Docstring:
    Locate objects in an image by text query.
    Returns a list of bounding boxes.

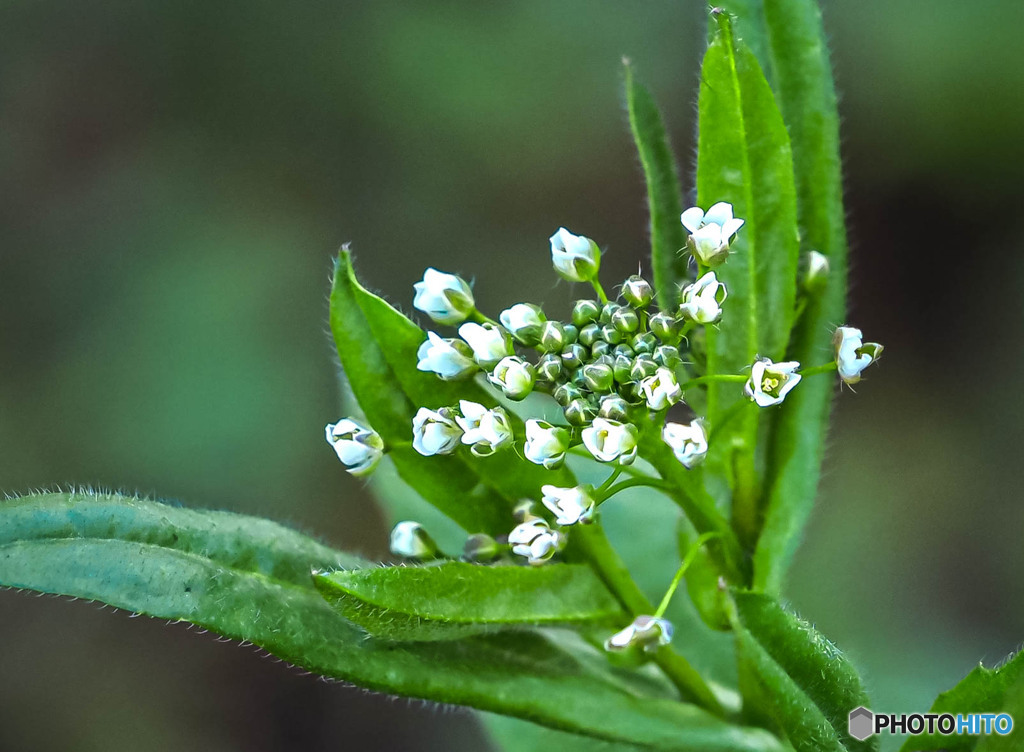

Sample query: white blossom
[680,202,744,267]
[416,331,478,380]
[662,420,708,469]
[324,418,384,477]
[488,356,536,400]
[389,521,439,560]
[508,519,564,565]
[499,303,546,344]
[550,227,600,282]
[456,400,513,457]
[524,419,570,469]
[412,406,463,456]
[744,357,802,407]
[833,326,883,385]
[604,615,674,653]
[679,271,728,324]
[581,417,639,465]
[412,268,475,325]
[458,322,513,367]
[541,485,595,526]
[640,367,683,411]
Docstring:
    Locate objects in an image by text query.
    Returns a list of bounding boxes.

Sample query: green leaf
[695,12,800,544]
[0,491,785,752]
[901,650,1024,752]
[313,561,623,641]
[329,247,574,536]
[731,590,877,752]
[624,61,688,308]
[485,713,647,752]
[754,0,850,594]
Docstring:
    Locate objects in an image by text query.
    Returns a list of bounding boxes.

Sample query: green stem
[567,446,649,479]
[591,279,610,305]
[597,476,674,502]
[798,361,838,377]
[470,309,500,327]
[679,373,747,391]
[653,532,723,618]
[595,467,623,496]
[571,523,724,716]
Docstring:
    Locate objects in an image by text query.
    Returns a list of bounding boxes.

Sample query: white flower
[458,322,513,367]
[416,331,478,380]
[581,418,639,465]
[389,521,439,560]
[680,202,745,266]
[804,250,830,292]
[550,227,600,282]
[412,406,463,456]
[679,271,728,324]
[541,485,595,526]
[456,400,513,457]
[325,418,384,476]
[604,615,674,653]
[744,357,802,407]
[640,367,683,411]
[412,268,475,325]
[524,419,570,469]
[833,326,883,385]
[488,356,536,400]
[499,303,546,345]
[508,518,564,565]
[662,420,708,469]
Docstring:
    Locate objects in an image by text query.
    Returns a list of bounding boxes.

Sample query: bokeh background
[1,1,1022,750]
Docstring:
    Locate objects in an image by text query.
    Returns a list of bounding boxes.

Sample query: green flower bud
[590,340,613,358]
[582,362,615,393]
[612,354,634,384]
[631,332,657,355]
[590,353,614,369]
[536,353,563,383]
[599,302,622,324]
[572,299,602,327]
[600,324,624,345]
[612,343,635,358]
[653,344,682,370]
[649,311,682,343]
[621,275,654,308]
[630,355,658,382]
[564,398,598,427]
[612,307,640,334]
[463,533,500,563]
[579,322,601,347]
[802,250,830,294]
[619,381,646,405]
[598,394,631,422]
[561,343,587,370]
[390,521,441,560]
[538,320,567,353]
[553,382,584,407]
[562,324,579,346]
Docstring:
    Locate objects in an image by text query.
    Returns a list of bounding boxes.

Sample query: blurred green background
[1,1,1022,750]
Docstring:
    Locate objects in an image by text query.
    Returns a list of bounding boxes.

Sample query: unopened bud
[560,343,587,370]
[621,275,654,308]
[582,362,615,393]
[653,344,682,370]
[630,355,658,382]
[538,320,567,353]
[611,307,640,334]
[564,398,598,427]
[553,382,584,407]
[536,353,563,383]
[572,299,602,326]
[463,533,500,563]
[649,312,682,343]
[803,250,830,293]
[390,521,440,560]
[598,395,631,422]
[631,332,657,355]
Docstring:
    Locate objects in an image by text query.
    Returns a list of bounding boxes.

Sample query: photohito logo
[848,706,1014,741]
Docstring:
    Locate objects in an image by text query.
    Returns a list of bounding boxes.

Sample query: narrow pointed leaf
[314,561,623,641]
[0,491,784,752]
[624,62,687,308]
[731,590,877,752]
[329,248,574,536]
[901,650,1024,752]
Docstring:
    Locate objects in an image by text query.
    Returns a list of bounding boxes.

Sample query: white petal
[680,207,706,234]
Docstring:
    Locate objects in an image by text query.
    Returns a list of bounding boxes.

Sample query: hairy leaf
[732,590,877,752]
[0,491,784,752]
[329,248,574,536]
[314,561,623,641]
[624,61,688,308]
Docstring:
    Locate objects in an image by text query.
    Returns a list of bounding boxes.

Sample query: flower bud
[641,367,683,411]
[582,362,615,393]
[412,406,463,456]
[390,521,440,560]
[604,615,673,654]
[833,326,883,384]
[663,419,708,469]
[612,354,633,384]
[560,343,588,370]
[599,324,624,345]
[653,344,682,370]
[488,356,536,400]
[550,228,601,282]
[612,343,634,359]
[679,271,727,324]
[622,275,654,308]
[578,322,601,347]
[629,355,658,382]
[744,357,802,407]
[538,320,567,353]
[572,299,602,326]
[611,306,640,334]
[416,331,479,381]
[803,250,830,293]
[553,382,584,407]
[499,303,546,345]
[619,381,646,405]
[649,312,682,343]
[562,324,579,346]
[524,419,571,470]
[535,353,563,383]
[458,322,514,368]
[564,398,598,427]
[630,332,657,355]
[599,302,621,324]
[598,394,631,422]
[541,485,596,526]
[456,400,514,457]
[325,418,385,477]
[412,268,475,325]
[508,519,564,565]
[680,202,745,267]
[590,340,613,358]
[581,418,639,465]
[463,533,500,563]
